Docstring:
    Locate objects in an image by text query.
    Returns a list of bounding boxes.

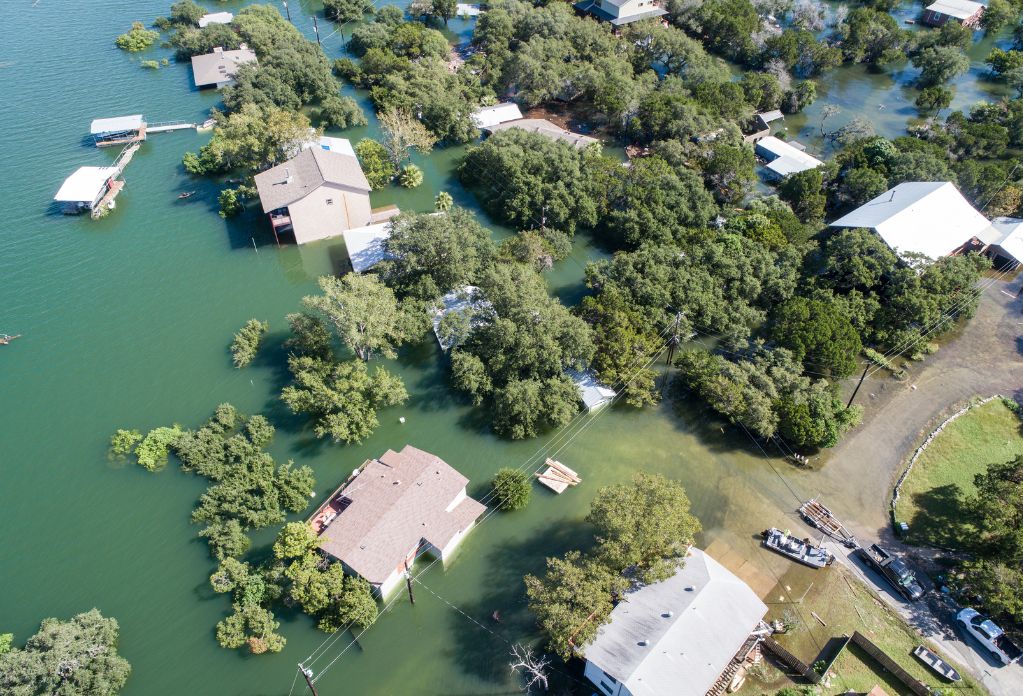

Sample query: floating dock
[535,458,581,494]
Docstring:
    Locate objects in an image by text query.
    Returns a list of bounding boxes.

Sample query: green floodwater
[0,2,1004,694]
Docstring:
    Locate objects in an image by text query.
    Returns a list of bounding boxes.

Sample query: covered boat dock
[54,166,121,215]
[91,114,146,147]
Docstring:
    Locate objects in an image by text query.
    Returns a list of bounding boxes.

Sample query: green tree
[524,551,628,660]
[355,138,396,189]
[435,191,453,211]
[200,519,252,560]
[915,85,953,114]
[231,318,268,368]
[431,0,459,25]
[115,22,158,51]
[110,428,142,456]
[0,610,131,695]
[587,473,701,583]
[317,94,368,130]
[216,604,285,654]
[771,296,863,378]
[183,104,313,176]
[302,274,411,361]
[324,0,375,23]
[913,46,970,88]
[492,468,532,511]
[281,356,409,443]
[966,455,1023,560]
[778,168,827,223]
[982,0,1014,34]
[135,426,184,471]
[398,164,424,188]
[168,0,205,26]
[956,558,1023,624]
[378,108,438,167]
[285,312,334,361]
[273,522,318,561]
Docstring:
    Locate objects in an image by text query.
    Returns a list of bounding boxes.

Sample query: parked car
[957,608,1023,665]
[857,544,925,601]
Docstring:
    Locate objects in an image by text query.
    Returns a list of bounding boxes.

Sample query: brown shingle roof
[253,147,371,213]
[317,446,486,584]
[190,47,257,87]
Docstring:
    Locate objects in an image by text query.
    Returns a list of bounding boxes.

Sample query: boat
[798,498,858,548]
[912,644,962,682]
[0,334,21,345]
[761,528,834,569]
[177,191,196,199]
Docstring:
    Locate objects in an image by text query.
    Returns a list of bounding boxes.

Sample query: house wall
[287,184,372,245]
[583,661,628,696]
[922,8,983,28]
[437,519,476,561]
[598,0,650,18]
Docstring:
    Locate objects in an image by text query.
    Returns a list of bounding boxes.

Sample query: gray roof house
[485,118,599,150]
[254,147,372,245]
[190,45,257,89]
[583,547,768,696]
[310,446,486,597]
[574,0,667,26]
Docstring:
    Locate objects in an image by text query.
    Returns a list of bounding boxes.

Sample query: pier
[147,120,199,133]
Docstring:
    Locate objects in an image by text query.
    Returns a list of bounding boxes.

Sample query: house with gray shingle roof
[311,446,486,597]
[254,146,372,245]
[583,547,768,696]
[190,45,257,89]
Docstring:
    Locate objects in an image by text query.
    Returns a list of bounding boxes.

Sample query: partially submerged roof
[456,3,482,16]
[980,217,1023,264]
[190,46,257,87]
[54,166,118,202]
[90,115,143,135]
[569,369,616,410]
[198,11,233,27]
[317,446,486,584]
[343,222,393,273]
[486,118,599,149]
[830,181,994,260]
[755,136,822,178]
[431,286,494,350]
[254,147,371,213]
[925,0,984,19]
[584,548,768,696]
[759,109,784,124]
[471,102,523,129]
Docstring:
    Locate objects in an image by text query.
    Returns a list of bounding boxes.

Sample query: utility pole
[298,664,318,696]
[659,311,683,391]
[846,363,870,408]
[312,15,321,47]
[404,560,415,605]
[282,0,292,22]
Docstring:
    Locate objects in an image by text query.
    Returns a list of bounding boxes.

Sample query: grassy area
[898,398,1023,549]
[754,566,984,696]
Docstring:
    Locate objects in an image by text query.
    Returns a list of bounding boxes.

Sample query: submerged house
[755,136,823,180]
[485,118,599,150]
[53,166,120,215]
[309,446,486,597]
[198,11,233,27]
[829,181,995,262]
[254,147,372,245]
[471,102,523,129]
[90,114,146,147]
[922,0,985,28]
[431,286,495,350]
[569,369,617,412]
[583,548,768,696]
[574,0,667,26]
[191,46,257,89]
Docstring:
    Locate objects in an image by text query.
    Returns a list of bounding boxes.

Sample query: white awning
[90,115,144,135]
[343,222,393,273]
[198,12,233,27]
[54,167,118,202]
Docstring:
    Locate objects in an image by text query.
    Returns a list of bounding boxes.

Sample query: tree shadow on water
[441,519,594,690]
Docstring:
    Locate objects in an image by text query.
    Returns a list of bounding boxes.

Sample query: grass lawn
[757,566,984,696]
[898,398,1023,549]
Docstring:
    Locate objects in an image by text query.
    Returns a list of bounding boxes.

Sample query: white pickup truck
[957,608,1023,665]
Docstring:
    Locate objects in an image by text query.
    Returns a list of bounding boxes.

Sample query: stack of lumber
[535,458,581,494]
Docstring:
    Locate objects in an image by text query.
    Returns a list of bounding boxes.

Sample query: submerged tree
[231,319,268,368]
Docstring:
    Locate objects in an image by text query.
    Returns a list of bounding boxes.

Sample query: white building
[569,369,617,411]
[471,102,523,129]
[755,136,823,179]
[830,181,996,262]
[311,446,486,597]
[922,0,985,28]
[978,217,1023,269]
[342,222,394,272]
[198,11,233,27]
[583,548,768,696]
[53,166,120,214]
[431,286,494,350]
[574,0,667,26]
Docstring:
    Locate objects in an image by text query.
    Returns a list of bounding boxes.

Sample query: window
[599,682,613,695]
[604,674,617,684]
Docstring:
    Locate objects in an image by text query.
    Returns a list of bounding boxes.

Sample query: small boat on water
[0,334,22,345]
[177,191,196,199]
[912,644,962,682]
[762,528,834,569]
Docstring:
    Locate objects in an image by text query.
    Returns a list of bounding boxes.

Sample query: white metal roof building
[198,11,233,27]
[471,102,523,129]
[90,115,144,136]
[755,136,822,179]
[54,166,118,206]
[583,548,768,696]
[923,0,985,26]
[342,222,394,272]
[979,217,1023,268]
[830,181,996,261]
[569,369,617,411]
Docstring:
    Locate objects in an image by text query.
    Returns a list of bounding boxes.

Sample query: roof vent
[283,167,292,185]
[393,480,400,486]
[661,611,674,618]
[638,639,650,647]
[684,586,695,592]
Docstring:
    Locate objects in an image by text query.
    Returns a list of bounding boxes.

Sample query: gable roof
[190,46,257,87]
[925,0,984,19]
[755,136,823,178]
[486,118,599,149]
[343,221,393,273]
[569,369,617,410]
[584,548,767,696]
[198,11,233,27]
[830,181,995,260]
[54,167,118,203]
[317,446,486,584]
[471,102,523,129]
[254,147,371,212]
[980,217,1023,264]
[90,115,143,135]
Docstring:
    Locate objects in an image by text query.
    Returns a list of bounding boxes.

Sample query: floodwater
[0,1,990,694]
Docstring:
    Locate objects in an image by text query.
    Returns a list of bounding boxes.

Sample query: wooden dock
[91,180,124,218]
[798,498,857,548]
[535,458,581,494]
[147,120,197,133]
